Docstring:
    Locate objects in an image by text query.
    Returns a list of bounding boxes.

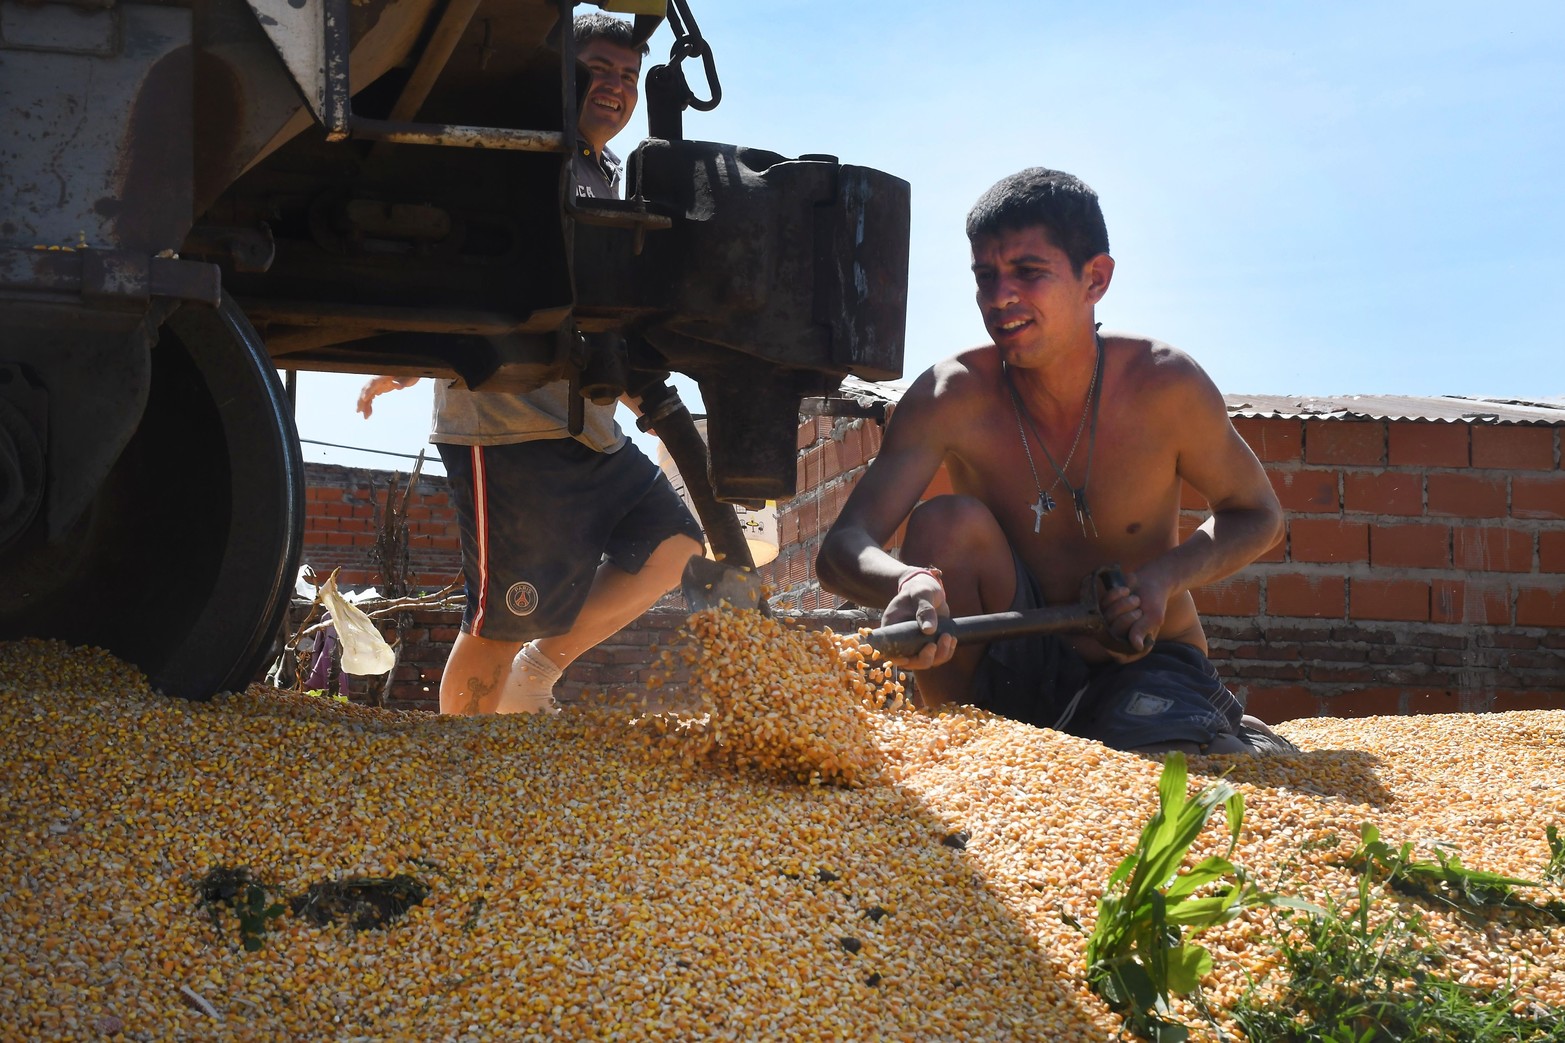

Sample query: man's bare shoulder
[899,345,1002,411]
[1106,332,1224,405]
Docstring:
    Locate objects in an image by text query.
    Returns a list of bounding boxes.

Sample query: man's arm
[1103,365,1282,650]
[816,372,966,672]
[357,375,421,418]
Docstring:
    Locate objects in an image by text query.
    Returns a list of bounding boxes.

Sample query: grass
[1230,863,1565,1042]
[1090,763,1565,1042]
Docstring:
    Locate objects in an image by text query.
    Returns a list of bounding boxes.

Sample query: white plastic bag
[319,572,396,676]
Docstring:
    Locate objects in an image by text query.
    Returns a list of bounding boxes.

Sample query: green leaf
[1163,942,1213,995]
[1163,857,1238,900]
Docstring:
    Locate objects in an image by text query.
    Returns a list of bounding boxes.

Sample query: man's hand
[880,567,957,670]
[1099,568,1171,657]
[357,375,419,418]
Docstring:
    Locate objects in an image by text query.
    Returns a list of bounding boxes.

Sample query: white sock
[497,642,562,714]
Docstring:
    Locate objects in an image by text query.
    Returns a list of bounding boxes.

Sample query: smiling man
[572,12,643,199]
[357,14,704,718]
[817,167,1293,755]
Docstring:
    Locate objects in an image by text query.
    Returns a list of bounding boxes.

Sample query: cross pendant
[1031,491,1055,533]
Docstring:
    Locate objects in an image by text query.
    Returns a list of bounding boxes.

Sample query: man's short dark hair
[573,12,650,57]
[965,168,1110,274]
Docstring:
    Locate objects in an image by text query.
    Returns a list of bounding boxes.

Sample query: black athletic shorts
[971,552,1246,750]
[437,438,703,642]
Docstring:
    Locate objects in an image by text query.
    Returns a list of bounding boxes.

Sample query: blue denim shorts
[437,437,703,642]
[971,554,1245,750]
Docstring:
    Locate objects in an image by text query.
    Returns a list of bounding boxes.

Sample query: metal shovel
[680,555,771,615]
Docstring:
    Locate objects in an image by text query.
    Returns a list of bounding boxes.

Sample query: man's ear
[1082,253,1115,304]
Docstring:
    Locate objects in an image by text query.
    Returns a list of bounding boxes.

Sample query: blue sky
[295,0,1564,473]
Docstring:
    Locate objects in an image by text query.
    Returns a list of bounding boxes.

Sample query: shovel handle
[865,564,1131,660]
[866,605,1102,659]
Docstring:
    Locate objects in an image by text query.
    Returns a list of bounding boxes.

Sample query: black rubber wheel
[1,295,303,698]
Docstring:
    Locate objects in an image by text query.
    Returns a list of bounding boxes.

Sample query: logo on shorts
[505,581,540,616]
[1124,693,1174,717]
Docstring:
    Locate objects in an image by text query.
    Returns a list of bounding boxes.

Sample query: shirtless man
[816,167,1288,755]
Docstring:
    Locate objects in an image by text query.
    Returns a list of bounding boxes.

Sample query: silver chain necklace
[1004,333,1104,537]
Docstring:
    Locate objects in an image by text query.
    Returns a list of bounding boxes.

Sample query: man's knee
[905,495,1003,548]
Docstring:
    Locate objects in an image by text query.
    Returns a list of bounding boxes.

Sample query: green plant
[1544,825,1565,886]
[1084,752,1302,1042]
[197,867,287,952]
[1349,822,1542,910]
[1231,864,1565,1042]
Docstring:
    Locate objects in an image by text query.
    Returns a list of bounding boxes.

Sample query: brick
[1513,475,1565,520]
[1542,532,1565,573]
[1240,685,1320,723]
[1322,688,1404,717]
[1475,632,1542,650]
[1343,471,1422,516]
[1405,689,1463,714]
[1431,578,1511,625]
[1426,473,1507,517]
[1309,664,1394,686]
[862,422,885,460]
[1179,481,1207,511]
[790,496,821,542]
[778,507,800,547]
[1349,578,1430,621]
[1492,691,1565,712]
[920,465,954,501]
[1452,526,1534,573]
[1232,416,1303,462]
[1369,522,1449,569]
[1516,585,1565,627]
[1471,425,1554,470]
[1228,661,1307,681]
[1191,576,1261,616]
[1254,531,1286,563]
[1387,420,1469,467]
[1289,518,1369,563]
[1267,573,1346,618]
[1262,623,1336,643]
[797,444,827,491]
[1268,468,1339,512]
[1305,420,1385,465]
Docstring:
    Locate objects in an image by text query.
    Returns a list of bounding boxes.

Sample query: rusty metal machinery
[0,0,909,697]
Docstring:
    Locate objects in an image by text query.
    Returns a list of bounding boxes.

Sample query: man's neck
[1006,327,1100,415]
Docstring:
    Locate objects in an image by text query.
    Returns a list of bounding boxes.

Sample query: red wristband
[896,566,943,592]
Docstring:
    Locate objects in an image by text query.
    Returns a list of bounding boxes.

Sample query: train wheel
[3,294,303,698]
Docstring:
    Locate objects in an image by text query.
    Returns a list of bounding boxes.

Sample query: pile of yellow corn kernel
[3,634,1564,1042]
[628,608,906,787]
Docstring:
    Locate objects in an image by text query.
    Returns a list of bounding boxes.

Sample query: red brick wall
[1190,417,1564,721]
[299,417,1565,723]
[301,462,463,592]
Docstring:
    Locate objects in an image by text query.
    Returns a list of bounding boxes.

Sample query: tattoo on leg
[460,663,506,715]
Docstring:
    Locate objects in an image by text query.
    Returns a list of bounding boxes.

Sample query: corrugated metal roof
[833,380,1565,426]
[1225,395,1565,425]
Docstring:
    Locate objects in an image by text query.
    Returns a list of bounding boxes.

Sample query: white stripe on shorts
[470,445,489,633]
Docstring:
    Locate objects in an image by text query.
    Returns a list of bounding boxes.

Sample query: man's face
[970,225,1111,365]
[577,39,642,154]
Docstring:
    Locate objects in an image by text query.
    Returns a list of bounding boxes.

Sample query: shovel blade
[680,556,769,614]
